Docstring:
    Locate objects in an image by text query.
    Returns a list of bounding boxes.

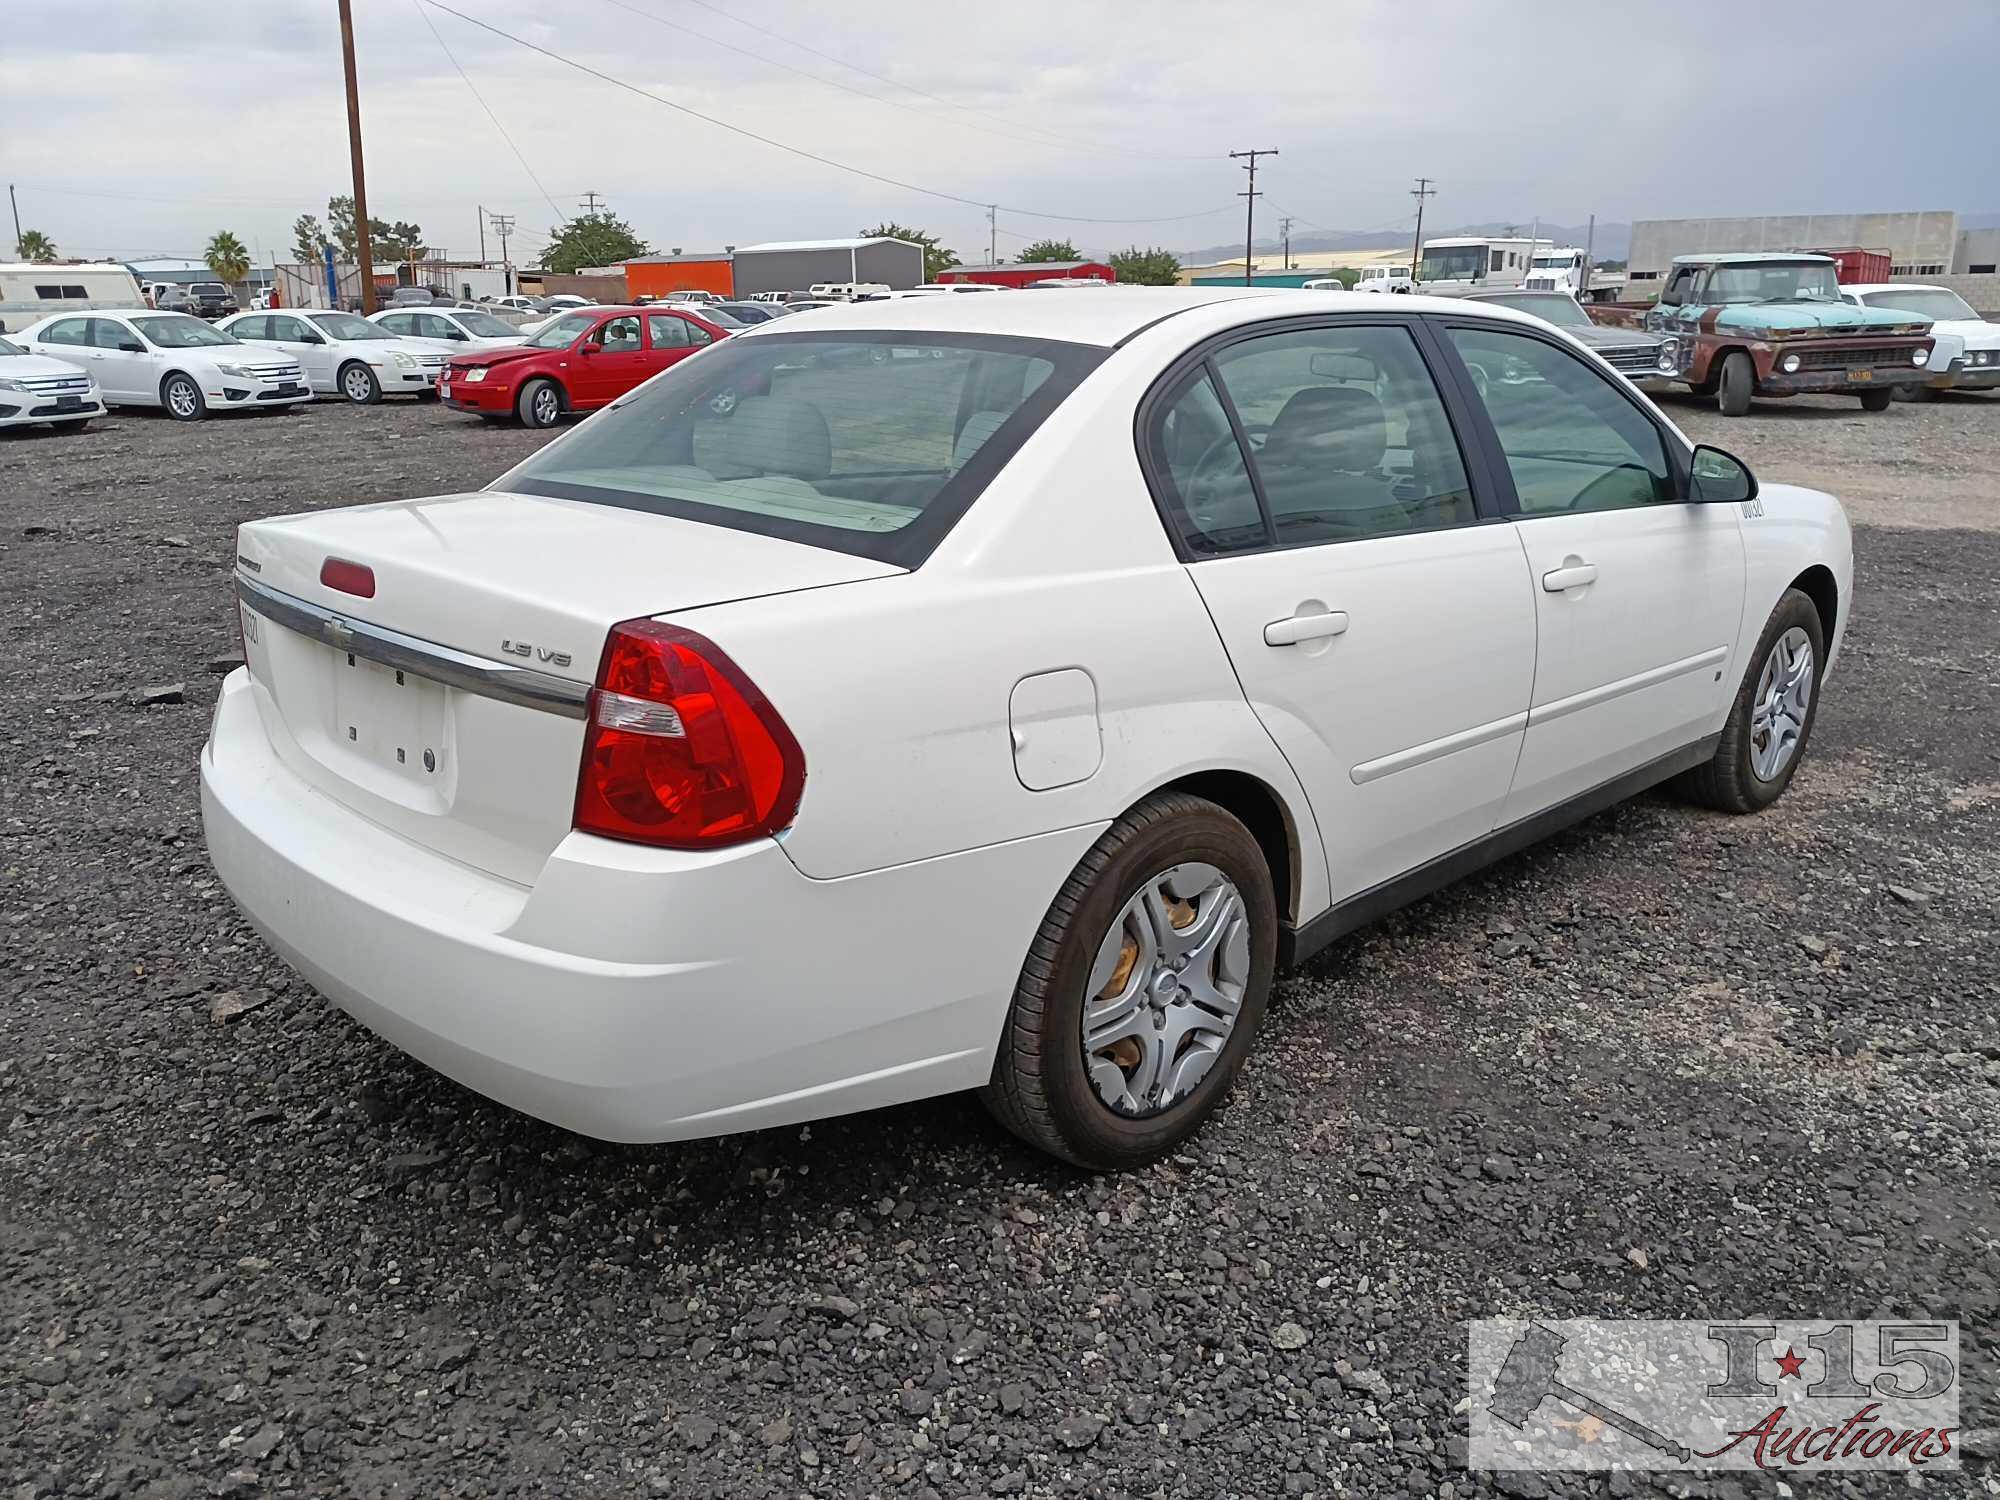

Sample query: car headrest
[1263,386,1388,472]
[951,410,1008,470]
[715,396,832,482]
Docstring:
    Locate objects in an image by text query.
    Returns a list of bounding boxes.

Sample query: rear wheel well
[1790,564,1838,646]
[1153,770,1300,925]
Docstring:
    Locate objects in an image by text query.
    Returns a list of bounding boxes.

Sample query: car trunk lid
[234,489,900,884]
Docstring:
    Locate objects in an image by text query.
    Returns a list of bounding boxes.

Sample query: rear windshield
[497,331,1103,565]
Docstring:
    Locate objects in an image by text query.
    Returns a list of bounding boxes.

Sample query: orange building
[623,251,733,300]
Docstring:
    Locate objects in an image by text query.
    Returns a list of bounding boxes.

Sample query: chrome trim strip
[1527,645,1730,728]
[235,574,591,720]
[1350,710,1529,786]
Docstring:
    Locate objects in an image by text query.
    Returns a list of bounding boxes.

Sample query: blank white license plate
[332,653,446,783]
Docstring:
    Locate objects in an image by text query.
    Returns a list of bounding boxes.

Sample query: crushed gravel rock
[2,398,1996,1495]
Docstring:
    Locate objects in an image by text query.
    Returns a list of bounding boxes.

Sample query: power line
[416,1,1237,226]
[594,0,1180,164]
[1229,148,1277,286]
[668,0,1221,164]
[414,0,570,226]
[1409,177,1437,280]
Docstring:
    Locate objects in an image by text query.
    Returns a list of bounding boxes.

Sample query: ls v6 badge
[502,639,573,668]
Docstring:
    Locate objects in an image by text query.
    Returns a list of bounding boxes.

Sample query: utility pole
[1279,215,1294,271]
[337,0,376,313]
[477,205,486,264]
[1409,177,1436,284]
[580,191,604,216]
[1229,148,1278,286]
[1581,213,1596,298]
[489,212,515,296]
[8,185,21,259]
[987,205,996,267]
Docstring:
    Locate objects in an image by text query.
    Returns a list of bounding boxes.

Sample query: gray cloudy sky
[5,0,1994,267]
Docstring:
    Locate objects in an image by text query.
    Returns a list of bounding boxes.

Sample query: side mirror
[1690,444,1757,505]
[118,340,145,354]
[579,341,602,356]
[300,332,324,344]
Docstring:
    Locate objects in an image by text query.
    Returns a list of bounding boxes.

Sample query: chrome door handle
[1264,610,1350,647]
[1542,562,1599,592]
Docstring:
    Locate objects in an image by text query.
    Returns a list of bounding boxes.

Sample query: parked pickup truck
[1636,253,1931,415]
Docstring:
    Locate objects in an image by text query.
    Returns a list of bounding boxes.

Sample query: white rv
[1412,237,1552,296]
[0,263,146,333]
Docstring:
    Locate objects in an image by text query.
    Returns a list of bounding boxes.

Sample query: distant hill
[1173,220,1633,265]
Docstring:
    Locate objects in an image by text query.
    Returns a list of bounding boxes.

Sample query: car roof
[736,285,1552,348]
[1670,252,1833,266]
[1839,282,1946,296]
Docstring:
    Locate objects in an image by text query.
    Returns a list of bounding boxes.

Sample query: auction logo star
[1774,1347,1807,1380]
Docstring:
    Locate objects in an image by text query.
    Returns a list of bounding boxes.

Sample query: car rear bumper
[201,668,1094,1142]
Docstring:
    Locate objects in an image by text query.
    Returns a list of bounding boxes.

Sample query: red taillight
[573,620,804,849]
[320,557,377,598]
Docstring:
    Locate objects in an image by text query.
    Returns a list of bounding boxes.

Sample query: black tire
[338,361,382,405]
[56,419,91,434]
[980,792,1278,1171]
[1717,350,1756,417]
[1894,382,1934,404]
[1858,387,1894,412]
[517,377,564,428]
[1674,588,1826,814]
[161,372,206,422]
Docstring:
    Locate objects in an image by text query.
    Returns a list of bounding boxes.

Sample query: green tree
[859,222,959,281]
[1108,245,1180,286]
[325,196,425,262]
[205,231,251,287]
[291,215,328,264]
[1018,238,1079,264]
[538,212,649,274]
[15,228,57,262]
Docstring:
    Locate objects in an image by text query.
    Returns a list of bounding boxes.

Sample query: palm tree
[205,230,251,291]
[16,228,57,262]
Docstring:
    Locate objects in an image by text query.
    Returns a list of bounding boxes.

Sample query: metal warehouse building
[1626,211,1960,287]
[729,237,924,296]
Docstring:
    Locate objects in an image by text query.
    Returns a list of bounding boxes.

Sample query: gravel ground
[2,392,1997,1499]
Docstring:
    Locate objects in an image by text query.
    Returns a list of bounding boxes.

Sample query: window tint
[416,314,456,339]
[1149,370,1264,554]
[1206,324,1477,545]
[499,332,1089,565]
[646,313,691,349]
[40,318,89,346]
[88,318,133,349]
[598,315,641,351]
[270,316,310,341]
[686,320,715,347]
[1448,325,1675,515]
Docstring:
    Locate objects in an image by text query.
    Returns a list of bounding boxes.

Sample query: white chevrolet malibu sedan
[202,288,1853,1170]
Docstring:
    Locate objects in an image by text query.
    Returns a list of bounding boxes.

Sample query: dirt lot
[2,390,1996,1498]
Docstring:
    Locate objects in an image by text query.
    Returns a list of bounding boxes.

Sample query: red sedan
[440,305,732,428]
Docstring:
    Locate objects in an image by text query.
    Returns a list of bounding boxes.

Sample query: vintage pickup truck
[1639,253,1933,416]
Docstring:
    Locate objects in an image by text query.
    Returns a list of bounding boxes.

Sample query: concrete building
[1181,246,1411,288]
[1626,212,1960,287]
[729,237,923,296]
[1956,228,2000,275]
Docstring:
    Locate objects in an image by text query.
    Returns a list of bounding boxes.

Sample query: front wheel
[981,792,1277,1171]
[1858,388,1894,412]
[339,361,382,404]
[1717,350,1756,417]
[1675,588,1825,814]
[517,378,563,428]
[161,373,206,422]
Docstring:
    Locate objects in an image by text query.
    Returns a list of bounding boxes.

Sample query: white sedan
[219,309,452,403]
[202,288,1852,1170]
[1840,283,2000,399]
[367,305,525,350]
[0,333,103,431]
[15,309,309,420]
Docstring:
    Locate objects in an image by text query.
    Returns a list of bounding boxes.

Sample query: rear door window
[497,331,1101,565]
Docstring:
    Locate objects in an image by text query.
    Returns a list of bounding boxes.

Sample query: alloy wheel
[532,386,560,425]
[1081,862,1250,1118]
[166,380,199,418]
[1749,626,1814,782]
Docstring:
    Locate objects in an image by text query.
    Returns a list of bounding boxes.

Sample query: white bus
[1413,237,1551,296]
[0,263,146,333]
